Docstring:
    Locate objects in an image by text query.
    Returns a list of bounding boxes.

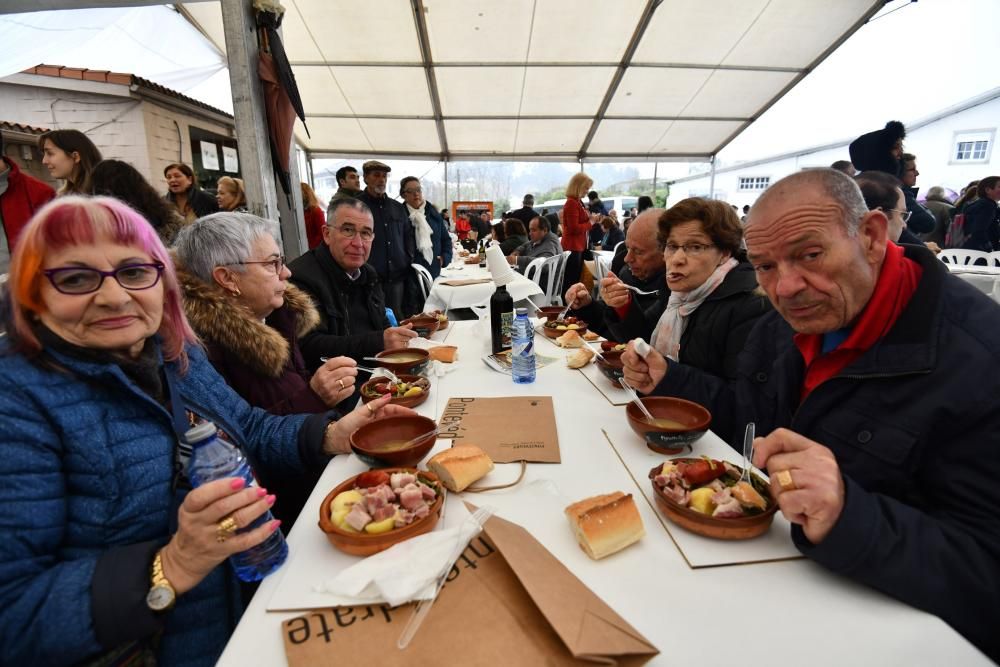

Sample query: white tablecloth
[948,265,1000,301]
[422,263,543,312]
[217,321,987,667]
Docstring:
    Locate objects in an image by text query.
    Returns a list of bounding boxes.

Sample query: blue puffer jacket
[0,340,326,666]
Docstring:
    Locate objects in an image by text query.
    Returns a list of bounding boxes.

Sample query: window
[951,129,994,165]
[955,140,988,161]
[738,176,770,191]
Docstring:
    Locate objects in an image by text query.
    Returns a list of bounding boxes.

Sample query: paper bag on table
[438,396,560,463]
[282,513,658,666]
[440,277,493,286]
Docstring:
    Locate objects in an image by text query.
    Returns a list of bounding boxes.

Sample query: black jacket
[571,265,667,342]
[165,184,218,219]
[960,197,1000,251]
[652,245,1000,661]
[288,244,391,368]
[357,191,416,282]
[902,186,935,235]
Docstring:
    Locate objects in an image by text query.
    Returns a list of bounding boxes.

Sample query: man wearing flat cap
[356,160,418,320]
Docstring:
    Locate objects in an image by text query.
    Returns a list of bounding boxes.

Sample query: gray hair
[327,197,372,226]
[174,212,282,283]
[746,168,868,237]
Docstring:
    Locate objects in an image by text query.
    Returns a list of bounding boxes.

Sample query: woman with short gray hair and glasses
[174,212,369,526]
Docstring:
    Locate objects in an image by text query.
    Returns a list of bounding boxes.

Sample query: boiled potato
[659,462,677,476]
[332,489,363,513]
[567,324,580,330]
[403,386,423,397]
[364,515,396,534]
[556,325,568,330]
[689,487,716,515]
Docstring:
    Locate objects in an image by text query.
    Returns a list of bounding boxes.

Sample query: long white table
[422,262,543,312]
[218,321,988,666]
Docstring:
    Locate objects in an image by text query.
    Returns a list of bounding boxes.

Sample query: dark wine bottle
[490,284,515,353]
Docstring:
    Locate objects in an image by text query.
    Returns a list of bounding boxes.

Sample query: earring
[230,288,241,297]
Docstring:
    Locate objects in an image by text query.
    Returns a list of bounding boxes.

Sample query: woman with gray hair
[174,212,367,526]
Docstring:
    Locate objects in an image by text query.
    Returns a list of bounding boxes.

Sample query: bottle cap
[516,307,528,315]
[184,421,217,445]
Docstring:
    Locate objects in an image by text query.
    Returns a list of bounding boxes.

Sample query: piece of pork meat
[344,503,372,531]
[399,485,425,510]
[390,472,416,490]
[372,505,396,522]
[712,496,745,518]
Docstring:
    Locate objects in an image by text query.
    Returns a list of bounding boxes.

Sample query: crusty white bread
[555,330,584,348]
[427,444,494,492]
[427,345,458,363]
[566,346,595,369]
[564,492,645,560]
[582,330,600,341]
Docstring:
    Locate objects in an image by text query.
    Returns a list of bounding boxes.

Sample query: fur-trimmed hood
[176,261,321,378]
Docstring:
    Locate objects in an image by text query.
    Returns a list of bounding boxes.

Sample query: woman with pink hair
[0,196,413,665]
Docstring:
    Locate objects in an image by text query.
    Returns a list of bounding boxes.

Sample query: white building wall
[668,95,1000,208]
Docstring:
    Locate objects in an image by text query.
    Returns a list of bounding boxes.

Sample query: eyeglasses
[664,243,715,257]
[231,256,286,274]
[402,188,422,195]
[329,224,375,242]
[43,263,165,295]
[886,208,912,223]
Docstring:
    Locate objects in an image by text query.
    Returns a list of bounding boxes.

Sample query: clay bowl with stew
[648,460,777,540]
[374,347,430,375]
[625,397,711,454]
[318,467,445,556]
[541,319,589,340]
[359,374,431,409]
[400,315,440,338]
[349,414,438,467]
[422,310,448,330]
[595,353,625,387]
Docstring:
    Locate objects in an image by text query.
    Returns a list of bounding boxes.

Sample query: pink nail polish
[271,520,282,531]
[256,487,267,497]
[266,494,276,505]
[230,478,246,490]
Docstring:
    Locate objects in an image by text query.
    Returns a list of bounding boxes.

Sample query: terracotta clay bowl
[400,315,440,338]
[373,347,430,375]
[318,467,445,556]
[541,319,589,340]
[625,396,711,454]
[648,460,777,540]
[359,374,431,409]
[349,414,438,467]
[421,310,449,330]
[536,306,565,321]
[595,353,625,387]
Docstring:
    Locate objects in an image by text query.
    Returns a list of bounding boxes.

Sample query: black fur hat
[849,121,906,177]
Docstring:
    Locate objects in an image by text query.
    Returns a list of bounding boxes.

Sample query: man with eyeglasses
[288,198,417,370]
[563,208,667,341]
[356,160,417,320]
[623,169,1000,661]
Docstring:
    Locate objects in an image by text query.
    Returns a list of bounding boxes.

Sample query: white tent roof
[180,0,881,161]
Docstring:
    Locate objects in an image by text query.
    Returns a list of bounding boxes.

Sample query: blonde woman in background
[216,176,248,212]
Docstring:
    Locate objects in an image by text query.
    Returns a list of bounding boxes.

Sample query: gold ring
[216,516,238,542]
[775,469,797,492]
[366,402,375,415]
[337,378,346,390]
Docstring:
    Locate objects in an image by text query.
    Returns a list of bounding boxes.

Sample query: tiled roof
[0,120,50,135]
[21,65,233,120]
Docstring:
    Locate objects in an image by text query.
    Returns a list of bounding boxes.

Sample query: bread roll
[564,492,645,560]
[582,330,600,341]
[555,330,584,348]
[427,444,494,492]
[566,346,595,369]
[427,345,458,363]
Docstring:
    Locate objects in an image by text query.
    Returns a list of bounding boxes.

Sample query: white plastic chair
[523,257,548,306]
[411,263,434,303]
[550,251,571,306]
[939,249,994,270]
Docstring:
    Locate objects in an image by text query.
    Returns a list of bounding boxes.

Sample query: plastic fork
[739,422,756,483]
[321,356,403,385]
[621,284,659,296]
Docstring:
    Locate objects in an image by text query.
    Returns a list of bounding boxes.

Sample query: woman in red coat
[560,171,594,299]
[300,181,326,248]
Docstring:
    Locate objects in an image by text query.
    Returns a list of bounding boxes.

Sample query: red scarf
[793,242,922,401]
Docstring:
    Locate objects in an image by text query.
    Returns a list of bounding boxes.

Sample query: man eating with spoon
[621,169,1000,662]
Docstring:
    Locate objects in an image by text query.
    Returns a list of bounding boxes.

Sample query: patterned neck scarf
[651,257,739,360]
[405,202,435,264]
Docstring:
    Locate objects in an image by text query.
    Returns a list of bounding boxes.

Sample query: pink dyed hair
[7,195,198,369]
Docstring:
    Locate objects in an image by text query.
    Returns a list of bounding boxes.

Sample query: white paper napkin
[485,244,516,286]
[314,507,494,607]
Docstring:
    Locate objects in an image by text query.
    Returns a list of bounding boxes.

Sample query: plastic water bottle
[185,421,288,582]
[511,307,536,384]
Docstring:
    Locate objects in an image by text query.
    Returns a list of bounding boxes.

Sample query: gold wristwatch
[145,549,176,612]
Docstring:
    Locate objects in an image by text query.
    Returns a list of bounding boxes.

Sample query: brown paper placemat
[438,396,560,463]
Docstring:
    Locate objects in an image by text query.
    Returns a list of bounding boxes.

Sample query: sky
[2,0,998,197]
